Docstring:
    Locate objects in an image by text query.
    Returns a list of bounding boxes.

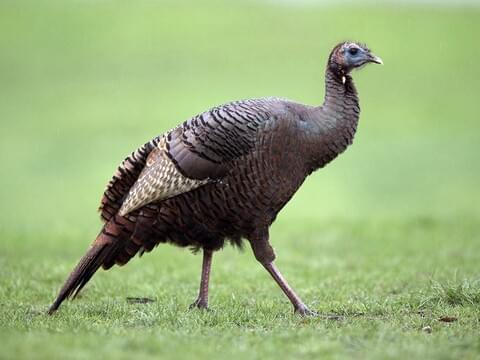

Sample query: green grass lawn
[1,1,479,359]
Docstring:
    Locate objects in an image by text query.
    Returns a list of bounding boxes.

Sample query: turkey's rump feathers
[99,138,160,223]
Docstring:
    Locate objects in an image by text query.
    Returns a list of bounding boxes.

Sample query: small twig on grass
[126,297,156,304]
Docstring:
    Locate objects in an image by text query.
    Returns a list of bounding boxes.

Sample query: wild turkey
[48,41,382,315]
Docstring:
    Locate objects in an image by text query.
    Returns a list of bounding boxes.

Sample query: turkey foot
[189,298,209,310]
[294,306,318,317]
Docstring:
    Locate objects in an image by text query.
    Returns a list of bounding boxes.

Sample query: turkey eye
[348,48,358,55]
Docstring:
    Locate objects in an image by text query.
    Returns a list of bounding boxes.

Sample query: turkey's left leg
[190,249,213,310]
[249,230,315,315]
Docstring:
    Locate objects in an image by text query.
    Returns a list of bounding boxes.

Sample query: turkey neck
[304,66,360,172]
[322,66,359,118]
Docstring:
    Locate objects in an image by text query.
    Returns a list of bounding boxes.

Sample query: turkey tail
[48,216,131,315]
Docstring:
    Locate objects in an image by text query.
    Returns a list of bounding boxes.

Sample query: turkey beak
[368,53,383,65]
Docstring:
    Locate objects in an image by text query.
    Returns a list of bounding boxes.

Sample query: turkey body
[100,93,358,265]
[49,41,379,315]
[148,101,310,253]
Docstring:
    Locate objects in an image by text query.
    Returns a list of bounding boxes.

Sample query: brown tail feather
[48,232,119,315]
[48,212,159,314]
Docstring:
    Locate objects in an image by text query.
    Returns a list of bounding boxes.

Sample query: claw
[294,306,317,317]
[294,307,343,320]
[189,298,209,310]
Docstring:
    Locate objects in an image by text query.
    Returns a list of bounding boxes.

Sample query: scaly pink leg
[262,262,315,315]
[190,249,213,310]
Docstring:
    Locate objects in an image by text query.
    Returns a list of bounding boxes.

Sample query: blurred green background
[1,0,479,231]
[1,1,479,359]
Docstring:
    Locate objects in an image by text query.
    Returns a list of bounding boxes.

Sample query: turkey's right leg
[190,249,213,310]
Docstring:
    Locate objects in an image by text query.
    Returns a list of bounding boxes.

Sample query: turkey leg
[190,249,213,310]
[249,231,315,315]
[262,261,314,315]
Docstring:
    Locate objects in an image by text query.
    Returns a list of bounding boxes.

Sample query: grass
[0,1,479,359]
